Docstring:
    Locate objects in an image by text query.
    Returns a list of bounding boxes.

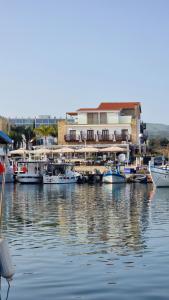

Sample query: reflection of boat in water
[102,168,126,183]
[43,163,80,184]
[103,182,127,200]
[16,160,45,183]
[149,164,169,187]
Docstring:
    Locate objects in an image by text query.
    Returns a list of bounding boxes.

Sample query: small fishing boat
[102,168,126,183]
[129,174,147,184]
[16,160,46,183]
[43,163,80,184]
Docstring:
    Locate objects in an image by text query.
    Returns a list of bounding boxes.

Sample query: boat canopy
[0,131,12,144]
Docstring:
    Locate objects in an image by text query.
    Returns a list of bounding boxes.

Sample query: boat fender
[0,238,14,280]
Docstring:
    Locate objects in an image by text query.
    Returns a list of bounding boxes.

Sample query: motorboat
[16,160,46,184]
[102,168,126,183]
[43,163,81,184]
[149,163,169,187]
[129,174,147,184]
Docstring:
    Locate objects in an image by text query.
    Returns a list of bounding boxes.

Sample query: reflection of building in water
[2,183,153,254]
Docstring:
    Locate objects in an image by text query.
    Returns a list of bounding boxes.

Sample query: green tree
[23,126,36,149]
[9,126,24,149]
[34,125,52,146]
[160,138,169,147]
[50,124,58,138]
[9,125,36,149]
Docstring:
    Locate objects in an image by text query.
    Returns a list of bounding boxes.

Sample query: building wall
[130,106,141,144]
[58,120,67,145]
[0,116,10,133]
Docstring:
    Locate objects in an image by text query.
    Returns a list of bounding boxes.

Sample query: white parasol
[52,147,75,153]
[99,146,127,152]
[75,147,98,153]
[9,148,29,155]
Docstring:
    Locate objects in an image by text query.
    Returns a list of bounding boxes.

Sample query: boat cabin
[16,160,46,175]
[44,163,75,176]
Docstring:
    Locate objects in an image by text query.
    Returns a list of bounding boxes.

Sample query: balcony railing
[66,115,132,125]
[64,134,96,142]
[98,133,131,142]
[98,134,112,141]
[65,133,131,143]
[64,134,80,142]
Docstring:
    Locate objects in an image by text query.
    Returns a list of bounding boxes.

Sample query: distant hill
[147,123,169,139]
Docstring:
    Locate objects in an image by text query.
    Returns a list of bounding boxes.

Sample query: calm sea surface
[1,183,169,300]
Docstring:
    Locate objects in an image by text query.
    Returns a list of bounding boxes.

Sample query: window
[100,113,107,124]
[87,130,94,140]
[102,129,109,140]
[70,130,76,140]
[87,113,99,124]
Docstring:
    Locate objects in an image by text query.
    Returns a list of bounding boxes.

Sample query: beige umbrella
[75,147,98,153]
[9,148,29,155]
[31,148,52,155]
[99,146,127,152]
[52,147,75,153]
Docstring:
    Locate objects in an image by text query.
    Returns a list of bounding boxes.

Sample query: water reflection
[1,183,154,256]
[2,183,169,300]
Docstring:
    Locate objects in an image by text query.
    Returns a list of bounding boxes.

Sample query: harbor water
[1,183,169,300]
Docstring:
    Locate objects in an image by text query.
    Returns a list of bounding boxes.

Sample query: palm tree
[9,125,36,149]
[9,126,24,149]
[34,125,52,146]
[50,124,58,138]
[23,126,36,149]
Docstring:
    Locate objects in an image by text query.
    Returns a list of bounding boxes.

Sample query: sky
[0,0,169,123]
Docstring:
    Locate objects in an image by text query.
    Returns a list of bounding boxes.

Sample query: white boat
[102,169,126,183]
[16,160,46,184]
[149,164,169,187]
[129,174,147,184]
[0,158,14,183]
[43,163,80,184]
[0,166,14,183]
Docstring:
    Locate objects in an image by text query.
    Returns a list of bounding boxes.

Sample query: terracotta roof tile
[77,102,141,112]
[98,102,140,110]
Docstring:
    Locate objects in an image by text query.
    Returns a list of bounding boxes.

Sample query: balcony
[67,115,132,125]
[119,116,132,124]
[78,134,95,141]
[86,136,95,141]
[64,134,80,142]
[98,134,112,141]
[97,133,131,142]
[64,133,131,143]
[65,134,96,142]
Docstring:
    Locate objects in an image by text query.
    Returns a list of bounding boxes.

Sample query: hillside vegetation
[147,123,169,139]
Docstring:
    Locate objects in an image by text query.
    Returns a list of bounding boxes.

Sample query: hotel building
[58,102,144,147]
